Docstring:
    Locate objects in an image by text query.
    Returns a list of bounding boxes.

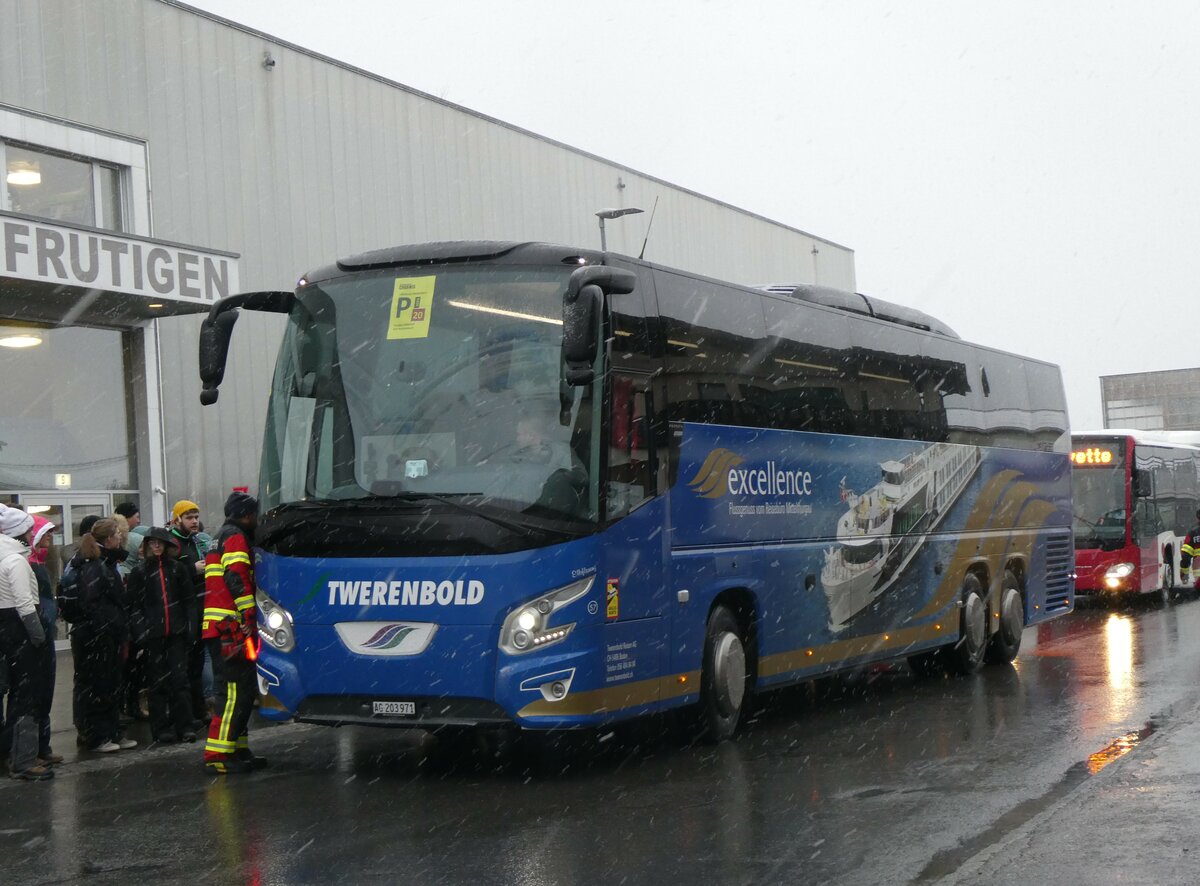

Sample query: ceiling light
[0,334,43,348]
[148,303,164,309]
[6,160,41,186]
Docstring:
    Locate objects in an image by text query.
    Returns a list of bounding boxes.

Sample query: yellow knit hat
[172,500,201,522]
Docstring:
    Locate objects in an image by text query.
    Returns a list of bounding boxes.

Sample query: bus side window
[608,374,655,520]
[1133,498,1163,539]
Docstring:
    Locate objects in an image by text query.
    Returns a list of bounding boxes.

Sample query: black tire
[945,573,988,675]
[697,605,751,743]
[985,570,1024,664]
[1160,552,1175,605]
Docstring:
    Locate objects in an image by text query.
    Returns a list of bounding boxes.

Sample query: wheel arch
[964,561,991,597]
[1003,556,1027,593]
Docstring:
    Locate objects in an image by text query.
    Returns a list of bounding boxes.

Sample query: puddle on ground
[1087,723,1156,774]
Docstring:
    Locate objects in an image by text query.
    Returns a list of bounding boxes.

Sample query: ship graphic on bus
[822,442,981,631]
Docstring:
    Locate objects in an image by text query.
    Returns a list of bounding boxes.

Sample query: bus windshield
[258,265,600,548]
[1072,465,1127,550]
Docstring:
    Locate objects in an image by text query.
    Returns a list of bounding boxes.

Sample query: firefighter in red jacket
[1180,509,1200,591]
[202,492,266,774]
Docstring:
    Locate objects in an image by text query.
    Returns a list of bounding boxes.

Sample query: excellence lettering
[727,461,813,497]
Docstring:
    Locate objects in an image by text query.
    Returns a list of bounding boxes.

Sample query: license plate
[372,701,416,716]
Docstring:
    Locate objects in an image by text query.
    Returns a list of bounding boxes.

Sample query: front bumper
[255,621,648,729]
[295,695,511,728]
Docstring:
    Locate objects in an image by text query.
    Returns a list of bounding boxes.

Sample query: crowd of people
[0,493,267,781]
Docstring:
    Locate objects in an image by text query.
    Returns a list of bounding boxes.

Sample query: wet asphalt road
[4,595,1200,886]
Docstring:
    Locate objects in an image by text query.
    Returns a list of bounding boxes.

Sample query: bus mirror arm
[561,265,636,388]
[199,290,296,405]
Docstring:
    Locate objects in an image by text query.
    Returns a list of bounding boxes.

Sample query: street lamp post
[595,207,644,252]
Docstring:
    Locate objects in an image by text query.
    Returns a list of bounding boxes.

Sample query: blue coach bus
[198,241,1073,741]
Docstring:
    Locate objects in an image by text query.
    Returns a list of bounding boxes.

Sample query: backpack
[57,562,83,624]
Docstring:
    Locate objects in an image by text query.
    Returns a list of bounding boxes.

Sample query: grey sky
[186,0,1200,429]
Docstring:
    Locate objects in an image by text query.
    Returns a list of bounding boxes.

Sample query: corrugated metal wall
[0,0,855,524]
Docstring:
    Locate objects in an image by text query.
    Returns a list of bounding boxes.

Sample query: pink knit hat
[28,514,54,564]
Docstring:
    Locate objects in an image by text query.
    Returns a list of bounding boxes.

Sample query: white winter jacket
[0,533,37,617]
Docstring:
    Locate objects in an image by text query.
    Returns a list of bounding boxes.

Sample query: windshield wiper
[355,492,585,539]
[257,500,344,547]
[260,493,586,546]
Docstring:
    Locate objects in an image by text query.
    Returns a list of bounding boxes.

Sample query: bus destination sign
[1071,447,1116,466]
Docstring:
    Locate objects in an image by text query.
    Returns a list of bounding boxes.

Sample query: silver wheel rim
[712,631,746,717]
[1000,587,1023,645]
[963,593,986,656]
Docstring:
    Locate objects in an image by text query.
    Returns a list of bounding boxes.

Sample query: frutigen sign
[1,216,238,303]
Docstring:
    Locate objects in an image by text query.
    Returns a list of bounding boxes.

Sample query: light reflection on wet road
[5,597,1200,885]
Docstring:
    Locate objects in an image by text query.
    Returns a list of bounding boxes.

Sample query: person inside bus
[510,413,576,473]
[508,413,588,517]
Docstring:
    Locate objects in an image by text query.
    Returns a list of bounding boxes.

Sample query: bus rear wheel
[698,605,750,743]
[945,573,987,675]
[985,570,1024,664]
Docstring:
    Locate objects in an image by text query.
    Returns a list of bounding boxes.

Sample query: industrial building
[0,0,854,549]
[1100,368,1200,432]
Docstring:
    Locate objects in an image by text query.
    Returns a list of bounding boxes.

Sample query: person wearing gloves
[27,516,62,766]
[202,492,266,774]
[0,505,52,781]
[62,518,136,753]
[127,527,197,744]
[1180,510,1200,591]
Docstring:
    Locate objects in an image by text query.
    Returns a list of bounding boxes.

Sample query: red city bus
[1072,431,1200,600]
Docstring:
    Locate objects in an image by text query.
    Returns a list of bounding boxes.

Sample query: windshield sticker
[388,276,436,340]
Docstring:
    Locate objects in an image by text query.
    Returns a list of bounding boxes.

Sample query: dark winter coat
[170,528,210,636]
[68,547,129,638]
[127,555,195,642]
[31,562,56,641]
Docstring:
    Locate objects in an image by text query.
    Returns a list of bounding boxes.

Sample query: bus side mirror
[1133,469,1151,498]
[563,283,603,385]
[199,290,295,405]
[561,265,636,387]
[199,311,238,405]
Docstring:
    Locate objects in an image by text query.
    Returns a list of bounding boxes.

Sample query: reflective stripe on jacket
[202,522,256,639]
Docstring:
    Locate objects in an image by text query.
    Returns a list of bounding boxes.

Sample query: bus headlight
[1104,562,1135,589]
[500,576,594,655]
[257,590,295,652]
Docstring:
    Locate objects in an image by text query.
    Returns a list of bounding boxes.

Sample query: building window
[2,142,126,232]
[0,323,137,491]
[0,105,149,236]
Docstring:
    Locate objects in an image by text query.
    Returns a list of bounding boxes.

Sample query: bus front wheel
[945,573,987,675]
[1160,550,1175,604]
[698,605,750,742]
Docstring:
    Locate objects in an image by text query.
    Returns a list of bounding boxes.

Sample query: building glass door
[16,493,111,582]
